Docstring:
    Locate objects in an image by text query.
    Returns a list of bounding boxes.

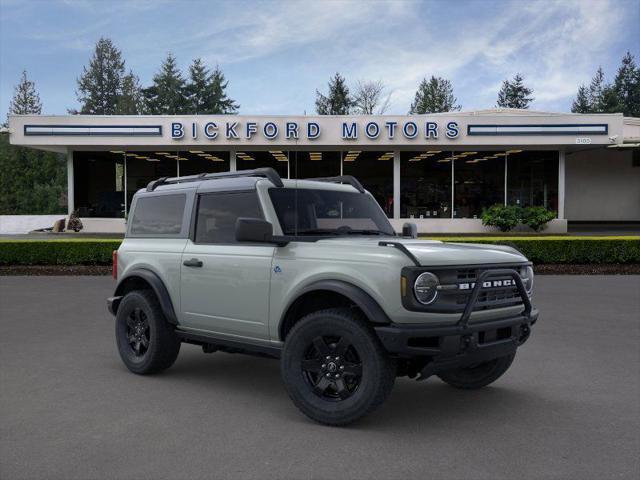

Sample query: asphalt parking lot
[1,276,638,480]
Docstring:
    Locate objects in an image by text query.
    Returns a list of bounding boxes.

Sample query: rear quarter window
[129,194,186,236]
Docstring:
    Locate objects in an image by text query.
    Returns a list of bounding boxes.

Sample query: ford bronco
[108,167,537,425]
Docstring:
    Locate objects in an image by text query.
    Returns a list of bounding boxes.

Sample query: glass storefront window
[342,150,394,217]
[507,150,558,212]
[453,151,505,218]
[236,150,289,179]
[400,150,452,218]
[74,151,127,218]
[290,151,341,179]
[176,150,230,177]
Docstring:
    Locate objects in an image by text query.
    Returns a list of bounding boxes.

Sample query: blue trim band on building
[24,125,163,137]
[467,124,608,136]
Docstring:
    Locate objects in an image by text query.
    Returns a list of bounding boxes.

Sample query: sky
[0,0,638,117]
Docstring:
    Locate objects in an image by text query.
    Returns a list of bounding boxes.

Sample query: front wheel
[437,352,516,389]
[281,308,396,426]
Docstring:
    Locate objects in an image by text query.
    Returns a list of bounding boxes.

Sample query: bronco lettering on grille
[458,279,515,290]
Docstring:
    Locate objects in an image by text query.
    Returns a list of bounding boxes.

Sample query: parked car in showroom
[108,168,537,425]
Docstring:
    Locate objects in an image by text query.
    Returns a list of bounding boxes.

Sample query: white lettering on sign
[169,120,462,141]
[576,137,592,144]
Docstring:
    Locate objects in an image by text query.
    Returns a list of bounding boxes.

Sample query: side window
[195,191,263,244]
[130,194,186,236]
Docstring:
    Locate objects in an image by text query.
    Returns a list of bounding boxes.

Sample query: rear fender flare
[113,268,178,325]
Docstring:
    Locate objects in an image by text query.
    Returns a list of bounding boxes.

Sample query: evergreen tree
[75,37,126,114]
[185,59,239,114]
[207,65,239,114]
[116,71,144,115]
[315,73,353,115]
[409,76,460,114]
[587,67,607,112]
[613,51,640,117]
[496,73,534,109]
[1,72,66,214]
[186,58,209,114]
[8,70,42,116]
[143,53,188,114]
[571,85,591,113]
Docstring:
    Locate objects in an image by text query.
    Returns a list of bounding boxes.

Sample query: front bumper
[375,308,537,357]
[375,267,538,378]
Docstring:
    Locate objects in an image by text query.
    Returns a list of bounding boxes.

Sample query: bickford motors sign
[170,119,461,141]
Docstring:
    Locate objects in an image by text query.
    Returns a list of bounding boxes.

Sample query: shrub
[0,240,121,265]
[521,206,556,232]
[481,205,520,232]
[424,237,640,264]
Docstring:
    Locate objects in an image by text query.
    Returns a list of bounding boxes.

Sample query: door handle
[183,258,203,267]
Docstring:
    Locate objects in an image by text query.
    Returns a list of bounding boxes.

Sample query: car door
[179,189,275,340]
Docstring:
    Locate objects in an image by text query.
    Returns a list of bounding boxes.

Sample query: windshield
[268,188,396,236]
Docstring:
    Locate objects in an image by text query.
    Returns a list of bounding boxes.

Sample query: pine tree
[496,74,534,109]
[2,73,66,214]
[143,53,188,114]
[116,71,144,114]
[75,37,126,114]
[207,65,239,114]
[8,70,42,116]
[613,51,640,117]
[185,60,239,114]
[186,58,209,114]
[315,73,353,115]
[571,85,591,113]
[587,67,607,112]
[409,76,460,114]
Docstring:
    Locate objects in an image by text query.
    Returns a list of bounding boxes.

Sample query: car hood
[315,237,528,266]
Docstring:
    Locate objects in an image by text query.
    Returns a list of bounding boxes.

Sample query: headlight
[525,266,534,294]
[414,272,439,305]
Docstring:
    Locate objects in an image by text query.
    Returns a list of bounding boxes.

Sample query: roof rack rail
[308,175,365,193]
[146,167,283,192]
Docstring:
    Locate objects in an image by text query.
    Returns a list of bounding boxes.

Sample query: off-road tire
[437,352,516,389]
[115,290,180,375]
[281,308,396,426]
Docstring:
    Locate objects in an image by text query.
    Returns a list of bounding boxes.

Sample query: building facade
[8,109,640,233]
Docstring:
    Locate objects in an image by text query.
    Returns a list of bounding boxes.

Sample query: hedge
[421,236,640,264]
[0,239,121,265]
[0,237,638,265]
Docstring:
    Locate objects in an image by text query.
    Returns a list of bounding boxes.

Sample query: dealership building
[7,109,640,233]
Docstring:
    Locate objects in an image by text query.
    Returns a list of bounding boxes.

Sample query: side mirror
[402,222,418,239]
[235,217,274,243]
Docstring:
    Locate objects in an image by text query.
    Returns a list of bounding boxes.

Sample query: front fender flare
[112,268,178,325]
[282,279,392,327]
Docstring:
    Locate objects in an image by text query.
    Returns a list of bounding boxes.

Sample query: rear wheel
[437,352,516,389]
[115,290,180,375]
[281,308,395,426]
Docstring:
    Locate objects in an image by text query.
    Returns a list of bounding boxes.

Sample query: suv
[108,167,537,425]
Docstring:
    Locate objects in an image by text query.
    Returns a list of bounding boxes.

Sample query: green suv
[108,167,537,425]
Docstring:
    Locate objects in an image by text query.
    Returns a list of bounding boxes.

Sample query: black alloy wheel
[115,290,181,375]
[301,335,363,401]
[126,308,150,357]
[281,308,396,426]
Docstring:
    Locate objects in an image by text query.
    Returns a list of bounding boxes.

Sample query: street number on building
[576,137,592,144]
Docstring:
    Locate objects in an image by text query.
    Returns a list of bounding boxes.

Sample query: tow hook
[462,334,477,351]
[519,325,531,344]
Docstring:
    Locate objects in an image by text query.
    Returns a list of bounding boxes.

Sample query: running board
[176,329,282,359]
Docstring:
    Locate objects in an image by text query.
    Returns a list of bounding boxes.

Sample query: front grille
[432,264,528,313]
